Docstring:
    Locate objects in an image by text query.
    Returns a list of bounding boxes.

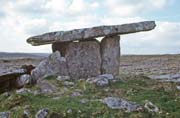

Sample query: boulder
[27,21,156,46]
[101,35,120,76]
[31,51,68,80]
[16,74,32,88]
[65,40,101,79]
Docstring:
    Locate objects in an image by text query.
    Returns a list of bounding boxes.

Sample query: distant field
[0,52,180,76]
[0,52,49,58]
[120,54,180,75]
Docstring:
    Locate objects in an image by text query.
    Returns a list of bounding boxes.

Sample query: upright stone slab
[101,35,120,76]
[65,40,101,79]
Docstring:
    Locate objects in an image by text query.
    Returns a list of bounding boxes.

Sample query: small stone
[23,109,31,118]
[63,81,74,86]
[71,92,81,97]
[16,88,31,94]
[80,99,89,104]
[176,86,180,90]
[56,76,70,81]
[67,109,72,114]
[96,78,109,87]
[35,108,49,118]
[0,112,10,118]
[144,100,159,113]
[86,75,113,87]
[102,97,143,112]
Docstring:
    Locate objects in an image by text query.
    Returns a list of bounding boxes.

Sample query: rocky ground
[0,53,180,118]
[120,54,180,75]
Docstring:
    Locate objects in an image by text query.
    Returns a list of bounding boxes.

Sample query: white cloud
[104,0,172,17]
[121,22,180,54]
[23,19,50,35]
[0,0,179,54]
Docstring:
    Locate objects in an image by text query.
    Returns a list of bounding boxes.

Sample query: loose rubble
[102,97,143,112]
[0,112,10,118]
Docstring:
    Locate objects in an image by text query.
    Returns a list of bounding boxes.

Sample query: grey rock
[37,80,57,94]
[102,97,143,112]
[1,92,10,97]
[101,35,120,76]
[0,112,10,118]
[16,88,31,94]
[27,21,156,46]
[56,76,70,81]
[80,99,89,104]
[98,74,114,80]
[67,109,73,114]
[63,81,75,86]
[31,51,68,80]
[16,74,32,87]
[23,109,31,118]
[86,74,114,87]
[96,78,109,87]
[148,74,180,82]
[35,108,49,118]
[65,40,101,79]
[144,100,159,113]
[86,77,109,87]
[71,92,81,97]
[177,86,180,90]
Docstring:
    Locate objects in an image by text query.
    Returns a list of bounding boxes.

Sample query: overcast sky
[0,0,180,54]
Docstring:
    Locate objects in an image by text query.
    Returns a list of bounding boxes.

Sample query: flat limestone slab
[27,21,156,46]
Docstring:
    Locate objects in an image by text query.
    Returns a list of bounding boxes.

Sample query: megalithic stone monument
[27,21,156,80]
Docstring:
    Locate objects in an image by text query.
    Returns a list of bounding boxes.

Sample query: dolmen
[27,21,156,80]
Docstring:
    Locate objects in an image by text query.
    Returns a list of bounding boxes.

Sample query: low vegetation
[0,75,180,118]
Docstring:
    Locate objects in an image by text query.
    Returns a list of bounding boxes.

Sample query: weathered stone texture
[101,35,120,76]
[31,51,68,80]
[65,40,101,79]
[27,21,156,46]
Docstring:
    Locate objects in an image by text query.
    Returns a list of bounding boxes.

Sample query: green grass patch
[0,75,180,117]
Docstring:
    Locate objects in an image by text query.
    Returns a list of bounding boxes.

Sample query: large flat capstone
[27,21,156,46]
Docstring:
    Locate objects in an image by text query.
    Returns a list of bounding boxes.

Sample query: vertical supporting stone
[101,35,120,76]
[65,40,101,79]
[52,42,71,57]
